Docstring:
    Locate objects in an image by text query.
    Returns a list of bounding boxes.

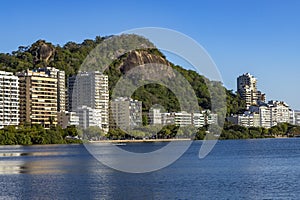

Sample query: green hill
[0,35,246,118]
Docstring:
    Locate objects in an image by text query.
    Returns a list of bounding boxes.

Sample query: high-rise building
[110,97,142,130]
[68,71,109,132]
[37,67,66,112]
[17,69,58,128]
[0,71,19,129]
[237,73,259,108]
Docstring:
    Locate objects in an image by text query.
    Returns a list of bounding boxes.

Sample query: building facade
[149,108,162,125]
[229,100,290,129]
[76,106,102,129]
[17,69,58,128]
[268,100,290,127]
[37,67,66,112]
[57,111,79,129]
[110,97,142,130]
[68,71,109,132]
[237,73,258,108]
[0,71,19,129]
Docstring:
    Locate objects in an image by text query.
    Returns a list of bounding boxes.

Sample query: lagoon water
[1,139,300,199]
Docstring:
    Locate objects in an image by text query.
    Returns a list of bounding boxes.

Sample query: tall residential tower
[0,71,19,129]
[17,69,58,128]
[237,73,265,108]
[68,71,109,132]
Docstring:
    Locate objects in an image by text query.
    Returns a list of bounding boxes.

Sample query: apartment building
[57,111,79,129]
[68,71,109,132]
[17,69,58,128]
[237,73,258,108]
[110,97,142,130]
[38,67,66,112]
[268,100,290,127]
[77,106,102,129]
[0,71,19,128]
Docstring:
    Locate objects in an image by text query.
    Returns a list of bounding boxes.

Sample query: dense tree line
[0,125,82,145]
[106,122,300,141]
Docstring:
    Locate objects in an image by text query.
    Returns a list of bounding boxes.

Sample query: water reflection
[0,146,78,174]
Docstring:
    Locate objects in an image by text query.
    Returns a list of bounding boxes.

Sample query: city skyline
[1,1,300,109]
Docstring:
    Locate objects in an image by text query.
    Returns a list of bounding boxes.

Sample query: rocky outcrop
[29,40,55,63]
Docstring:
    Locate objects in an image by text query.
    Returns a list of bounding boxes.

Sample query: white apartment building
[0,71,19,129]
[227,112,260,128]
[268,100,290,126]
[174,112,192,126]
[149,108,162,125]
[237,73,258,108]
[160,110,216,127]
[68,71,109,132]
[293,110,300,126]
[231,100,291,129]
[192,112,205,127]
[77,106,102,129]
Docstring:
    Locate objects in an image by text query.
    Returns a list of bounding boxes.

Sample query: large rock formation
[29,40,55,63]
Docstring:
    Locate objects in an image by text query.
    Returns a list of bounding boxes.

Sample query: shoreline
[88,138,192,143]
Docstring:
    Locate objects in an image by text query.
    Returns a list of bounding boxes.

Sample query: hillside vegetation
[0,35,246,116]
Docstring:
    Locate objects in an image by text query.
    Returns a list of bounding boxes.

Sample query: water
[1,139,300,199]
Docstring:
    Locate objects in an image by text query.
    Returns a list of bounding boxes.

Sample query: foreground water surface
[1,138,300,199]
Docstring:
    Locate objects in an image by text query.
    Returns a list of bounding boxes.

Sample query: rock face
[120,50,169,73]
[29,40,55,63]
[118,50,175,79]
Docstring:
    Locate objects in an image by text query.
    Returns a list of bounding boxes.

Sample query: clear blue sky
[1,0,300,109]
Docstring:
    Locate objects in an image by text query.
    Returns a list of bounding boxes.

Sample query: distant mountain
[0,35,246,117]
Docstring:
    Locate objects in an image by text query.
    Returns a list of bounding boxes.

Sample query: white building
[227,112,259,128]
[0,71,19,129]
[68,71,109,132]
[233,100,291,129]
[174,112,192,126]
[77,106,102,129]
[149,108,162,125]
[192,112,205,127]
[268,100,290,126]
[161,112,175,125]
[160,110,216,127]
[293,110,300,126]
[237,73,258,108]
[237,73,266,109]
[57,111,79,129]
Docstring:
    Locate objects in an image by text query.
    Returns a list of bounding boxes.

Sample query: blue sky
[1,0,300,109]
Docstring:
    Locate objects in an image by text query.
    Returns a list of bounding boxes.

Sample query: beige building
[37,67,66,112]
[17,69,58,128]
[110,97,142,130]
[0,71,19,129]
